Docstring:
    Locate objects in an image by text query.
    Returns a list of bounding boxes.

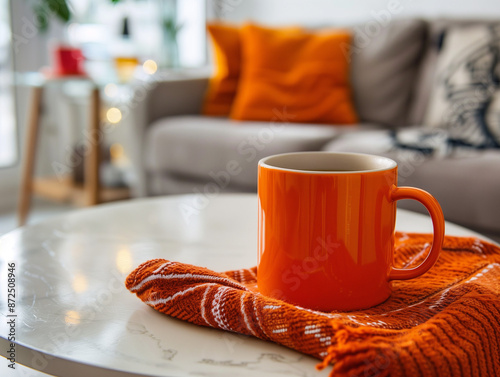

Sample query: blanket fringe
[316,321,398,377]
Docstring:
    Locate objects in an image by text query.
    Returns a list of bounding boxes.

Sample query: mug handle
[388,186,445,281]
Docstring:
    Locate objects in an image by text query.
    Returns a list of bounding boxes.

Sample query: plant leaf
[33,4,49,32]
[42,0,71,23]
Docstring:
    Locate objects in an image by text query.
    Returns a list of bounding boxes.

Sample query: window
[67,0,206,80]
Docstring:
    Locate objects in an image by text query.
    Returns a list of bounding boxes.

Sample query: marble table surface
[0,194,488,377]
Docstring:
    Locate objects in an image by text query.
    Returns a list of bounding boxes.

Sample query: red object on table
[52,46,86,77]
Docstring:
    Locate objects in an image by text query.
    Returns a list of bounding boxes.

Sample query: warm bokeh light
[115,56,139,82]
[110,143,125,163]
[65,310,81,325]
[104,83,118,98]
[116,248,133,275]
[72,273,88,293]
[106,107,122,124]
[143,59,158,75]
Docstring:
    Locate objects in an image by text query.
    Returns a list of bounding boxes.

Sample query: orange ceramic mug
[257,152,445,311]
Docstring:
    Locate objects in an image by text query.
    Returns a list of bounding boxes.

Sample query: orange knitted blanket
[125,232,500,377]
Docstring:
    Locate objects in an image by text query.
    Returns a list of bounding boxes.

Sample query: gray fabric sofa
[131,18,500,239]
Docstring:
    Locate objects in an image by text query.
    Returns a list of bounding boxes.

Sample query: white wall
[216,0,500,25]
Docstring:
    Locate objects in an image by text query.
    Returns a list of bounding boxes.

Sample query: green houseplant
[27,0,121,32]
[29,0,71,32]
[28,0,183,67]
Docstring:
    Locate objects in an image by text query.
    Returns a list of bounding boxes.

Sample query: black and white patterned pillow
[424,24,500,149]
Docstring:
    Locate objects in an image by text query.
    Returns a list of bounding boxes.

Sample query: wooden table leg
[18,86,43,226]
[85,86,101,206]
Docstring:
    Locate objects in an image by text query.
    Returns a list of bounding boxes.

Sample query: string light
[143,59,158,75]
[106,107,122,124]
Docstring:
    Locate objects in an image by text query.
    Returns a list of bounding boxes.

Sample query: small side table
[17,73,129,226]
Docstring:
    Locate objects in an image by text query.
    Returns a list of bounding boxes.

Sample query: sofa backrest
[349,18,427,127]
[146,77,209,125]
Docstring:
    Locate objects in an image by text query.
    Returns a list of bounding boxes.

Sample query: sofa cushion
[322,129,500,234]
[350,18,427,127]
[202,23,242,117]
[230,24,358,124]
[423,24,500,148]
[144,116,373,188]
[408,18,500,126]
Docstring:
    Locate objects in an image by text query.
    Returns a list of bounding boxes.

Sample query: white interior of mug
[259,152,397,174]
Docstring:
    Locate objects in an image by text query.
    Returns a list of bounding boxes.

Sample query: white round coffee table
[0,194,487,377]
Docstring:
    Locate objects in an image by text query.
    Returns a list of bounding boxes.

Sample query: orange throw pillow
[202,23,241,116]
[230,24,358,124]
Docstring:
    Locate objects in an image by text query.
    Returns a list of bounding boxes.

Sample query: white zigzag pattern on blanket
[152,261,176,274]
[240,292,257,336]
[212,286,231,330]
[201,285,212,325]
[130,272,248,292]
[144,283,217,306]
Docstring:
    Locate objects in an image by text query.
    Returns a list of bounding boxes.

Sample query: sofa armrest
[145,76,209,124]
[124,75,209,198]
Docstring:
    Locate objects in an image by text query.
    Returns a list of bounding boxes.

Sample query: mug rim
[258,152,397,174]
